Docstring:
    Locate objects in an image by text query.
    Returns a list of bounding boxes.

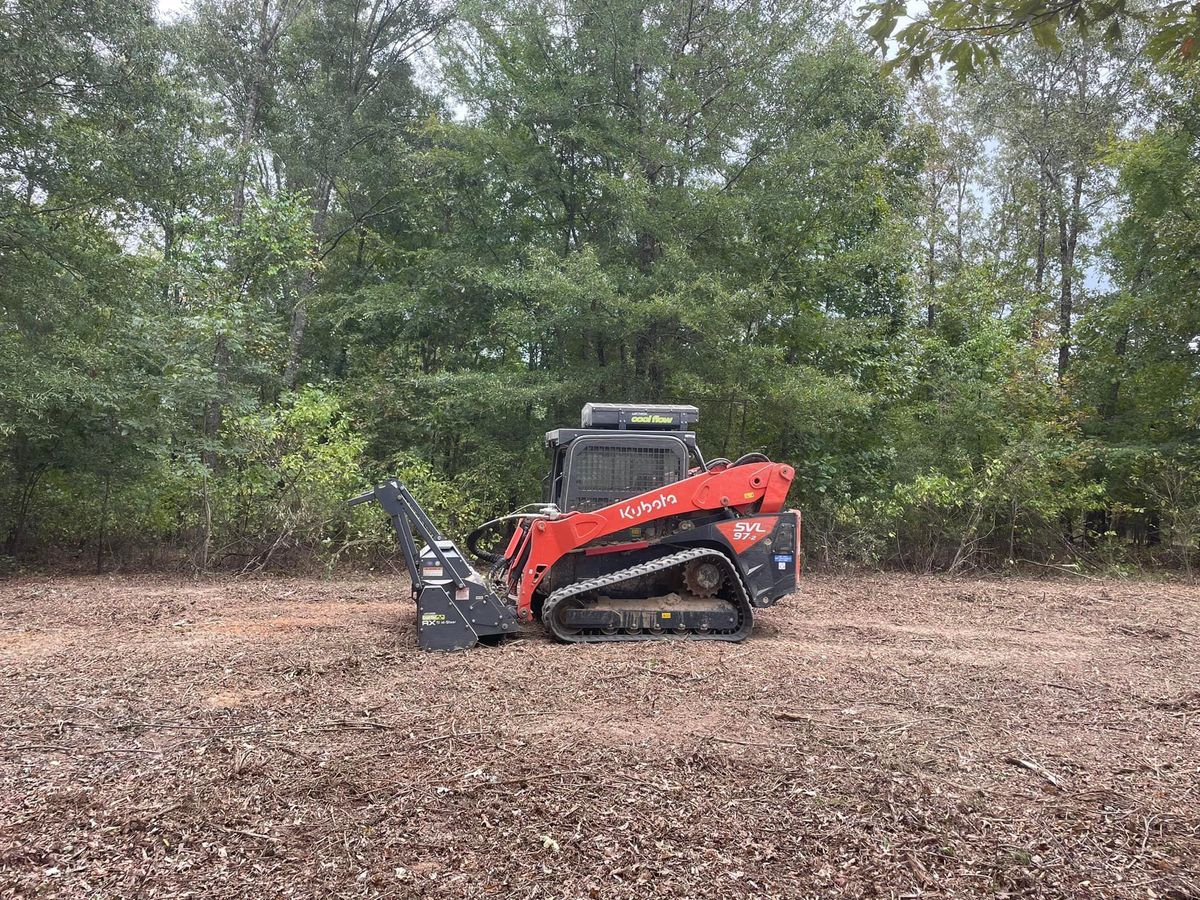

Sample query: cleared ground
[0,573,1197,898]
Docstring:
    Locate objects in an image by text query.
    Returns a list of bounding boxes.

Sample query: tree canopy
[863,0,1199,77]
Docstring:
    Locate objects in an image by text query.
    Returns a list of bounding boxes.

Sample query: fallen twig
[405,729,486,749]
[711,736,798,750]
[213,824,280,843]
[1016,559,1105,582]
[1006,756,1065,789]
[3,744,162,756]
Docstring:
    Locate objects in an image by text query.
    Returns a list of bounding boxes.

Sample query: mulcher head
[350,481,520,651]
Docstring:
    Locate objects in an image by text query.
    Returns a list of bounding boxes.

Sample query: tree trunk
[231,83,260,230]
[592,296,607,366]
[283,175,332,390]
[1056,171,1084,381]
[1034,179,1048,294]
[232,0,282,228]
[282,297,308,389]
[95,472,111,575]
[954,176,966,270]
[202,334,229,468]
[161,217,175,304]
[923,165,944,326]
[926,233,937,327]
[1102,324,1130,423]
[4,465,46,556]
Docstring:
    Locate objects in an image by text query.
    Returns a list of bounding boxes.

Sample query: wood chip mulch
[1,573,1197,898]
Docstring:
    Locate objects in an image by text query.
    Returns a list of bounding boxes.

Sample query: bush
[207,387,372,569]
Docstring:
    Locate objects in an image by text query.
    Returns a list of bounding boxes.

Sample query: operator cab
[544,403,706,512]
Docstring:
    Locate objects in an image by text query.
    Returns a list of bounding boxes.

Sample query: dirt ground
[0,574,1197,899]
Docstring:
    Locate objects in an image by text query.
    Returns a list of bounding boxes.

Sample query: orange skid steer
[352,404,799,649]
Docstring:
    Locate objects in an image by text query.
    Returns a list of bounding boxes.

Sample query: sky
[156,0,188,22]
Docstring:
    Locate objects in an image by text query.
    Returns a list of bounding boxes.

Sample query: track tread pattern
[541,547,753,643]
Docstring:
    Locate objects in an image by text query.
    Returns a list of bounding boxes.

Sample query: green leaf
[1030,18,1063,50]
[866,15,899,47]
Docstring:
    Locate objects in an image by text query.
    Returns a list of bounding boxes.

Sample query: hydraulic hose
[731,452,771,467]
[465,505,558,564]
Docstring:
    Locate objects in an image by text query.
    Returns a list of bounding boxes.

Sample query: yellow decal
[744,491,756,499]
[661,612,672,619]
[421,613,447,623]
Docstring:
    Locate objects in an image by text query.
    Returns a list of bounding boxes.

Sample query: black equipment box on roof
[581,403,699,431]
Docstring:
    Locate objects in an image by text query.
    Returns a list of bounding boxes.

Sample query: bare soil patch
[1,574,1197,898]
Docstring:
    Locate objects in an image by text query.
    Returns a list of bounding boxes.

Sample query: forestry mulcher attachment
[352,403,799,650]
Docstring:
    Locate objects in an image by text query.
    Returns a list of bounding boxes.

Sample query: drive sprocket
[683,558,725,598]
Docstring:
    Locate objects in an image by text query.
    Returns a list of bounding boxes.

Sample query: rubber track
[541,547,753,643]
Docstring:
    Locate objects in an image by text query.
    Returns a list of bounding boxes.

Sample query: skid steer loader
[352,403,799,649]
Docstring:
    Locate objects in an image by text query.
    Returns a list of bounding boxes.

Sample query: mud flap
[416,581,521,651]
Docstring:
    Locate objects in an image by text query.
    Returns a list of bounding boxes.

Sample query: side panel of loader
[702,511,800,607]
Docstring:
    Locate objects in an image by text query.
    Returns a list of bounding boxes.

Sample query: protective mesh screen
[569,444,683,511]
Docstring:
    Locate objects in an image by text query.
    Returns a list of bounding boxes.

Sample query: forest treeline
[2,0,1198,574]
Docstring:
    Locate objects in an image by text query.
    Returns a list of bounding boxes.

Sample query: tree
[0,0,167,554]
[270,0,447,389]
[351,0,920,506]
[187,0,306,460]
[862,0,1199,78]
[910,80,982,325]
[1072,59,1200,563]
[966,31,1140,379]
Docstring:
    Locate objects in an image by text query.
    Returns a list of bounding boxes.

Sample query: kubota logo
[617,491,677,521]
[732,522,767,541]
